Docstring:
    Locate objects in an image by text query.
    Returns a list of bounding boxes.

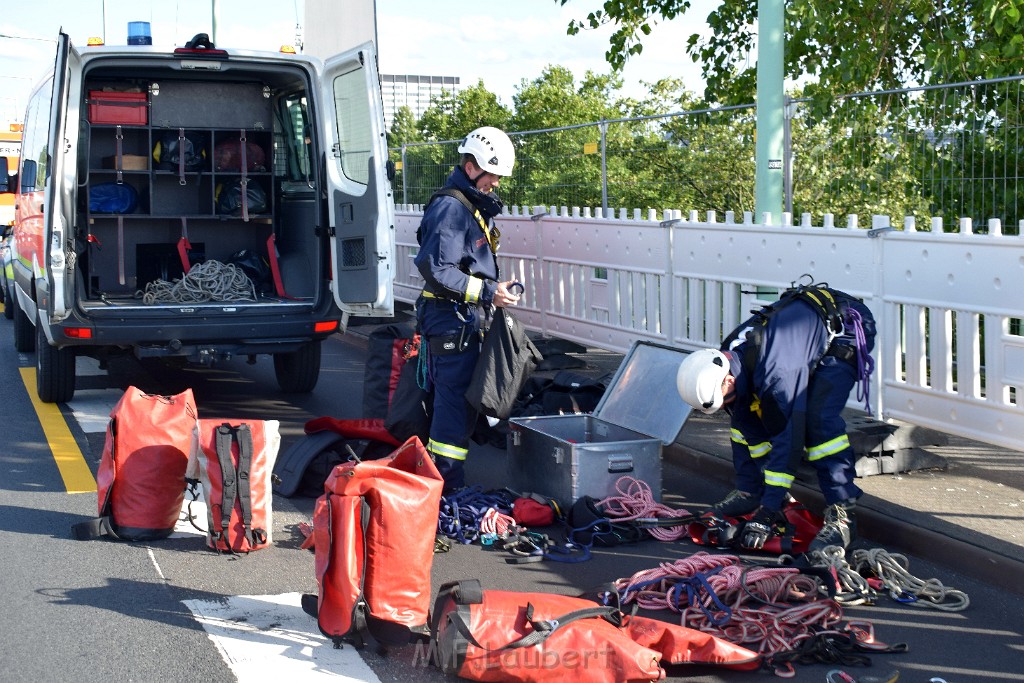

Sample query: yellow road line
[19,367,96,494]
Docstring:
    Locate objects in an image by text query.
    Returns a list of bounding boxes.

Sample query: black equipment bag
[465,308,543,420]
[153,131,207,171]
[363,323,418,419]
[384,355,432,444]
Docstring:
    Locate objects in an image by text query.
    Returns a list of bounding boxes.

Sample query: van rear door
[320,42,394,317]
[45,31,80,320]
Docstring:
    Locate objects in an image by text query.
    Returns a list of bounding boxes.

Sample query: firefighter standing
[675,286,876,552]
[414,126,522,492]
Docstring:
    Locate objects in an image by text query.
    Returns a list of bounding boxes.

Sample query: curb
[665,443,1024,597]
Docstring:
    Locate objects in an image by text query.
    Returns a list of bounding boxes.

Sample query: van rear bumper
[46,306,341,357]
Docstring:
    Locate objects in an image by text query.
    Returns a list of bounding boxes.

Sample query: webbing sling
[239,130,250,222]
[214,423,265,549]
[177,128,187,186]
[115,125,124,185]
[722,282,854,375]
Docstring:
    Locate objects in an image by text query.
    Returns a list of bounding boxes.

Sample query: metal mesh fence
[392,76,1024,233]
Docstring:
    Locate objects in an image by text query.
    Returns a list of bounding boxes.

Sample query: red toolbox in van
[88,90,148,125]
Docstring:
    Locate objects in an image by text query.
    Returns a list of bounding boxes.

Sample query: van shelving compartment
[79,78,287,306]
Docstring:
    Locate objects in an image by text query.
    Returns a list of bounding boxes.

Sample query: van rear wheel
[36,320,76,403]
[12,295,35,352]
[274,340,322,393]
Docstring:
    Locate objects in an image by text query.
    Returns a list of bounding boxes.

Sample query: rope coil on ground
[851,547,970,611]
[596,476,693,541]
[800,545,876,605]
[138,260,257,304]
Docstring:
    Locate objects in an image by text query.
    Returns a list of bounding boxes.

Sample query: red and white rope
[596,476,693,541]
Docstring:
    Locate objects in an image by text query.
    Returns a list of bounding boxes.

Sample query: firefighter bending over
[676,283,876,553]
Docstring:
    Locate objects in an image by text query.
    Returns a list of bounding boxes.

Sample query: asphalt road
[0,316,1021,683]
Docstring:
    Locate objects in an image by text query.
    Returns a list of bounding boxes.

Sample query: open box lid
[593,341,694,445]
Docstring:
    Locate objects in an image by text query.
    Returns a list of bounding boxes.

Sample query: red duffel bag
[307,436,443,646]
[72,387,197,541]
[428,580,760,682]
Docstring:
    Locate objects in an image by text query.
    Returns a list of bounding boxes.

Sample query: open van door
[321,42,394,317]
[45,31,80,321]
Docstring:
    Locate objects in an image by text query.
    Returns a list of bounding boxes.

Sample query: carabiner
[826,670,858,683]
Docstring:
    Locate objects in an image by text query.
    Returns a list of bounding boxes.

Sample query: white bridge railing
[393,205,1024,452]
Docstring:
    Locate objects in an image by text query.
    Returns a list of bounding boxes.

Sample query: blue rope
[438,487,515,544]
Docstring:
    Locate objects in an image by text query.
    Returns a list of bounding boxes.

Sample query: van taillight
[63,327,93,339]
[314,321,338,333]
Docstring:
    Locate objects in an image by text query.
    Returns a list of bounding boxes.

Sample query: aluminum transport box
[507,341,693,506]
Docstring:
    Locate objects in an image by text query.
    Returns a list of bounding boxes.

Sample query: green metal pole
[754,0,784,225]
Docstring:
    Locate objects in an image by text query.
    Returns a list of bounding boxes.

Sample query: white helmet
[676,349,731,414]
[458,126,515,176]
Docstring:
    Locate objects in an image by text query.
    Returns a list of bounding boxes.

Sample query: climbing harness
[725,276,875,412]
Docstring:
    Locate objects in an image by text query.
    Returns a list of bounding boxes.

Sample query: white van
[0,32,394,402]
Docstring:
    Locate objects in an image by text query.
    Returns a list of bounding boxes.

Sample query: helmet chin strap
[467,165,489,188]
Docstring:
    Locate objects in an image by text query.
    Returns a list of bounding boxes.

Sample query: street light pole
[754,0,784,225]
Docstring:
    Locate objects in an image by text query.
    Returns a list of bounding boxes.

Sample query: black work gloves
[740,507,786,550]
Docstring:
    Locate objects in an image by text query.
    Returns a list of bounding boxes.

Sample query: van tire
[12,295,35,352]
[2,286,13,320]
[36,320,76,403]
[274,340,322,393]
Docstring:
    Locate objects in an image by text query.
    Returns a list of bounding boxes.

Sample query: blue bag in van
[89,182,138,214]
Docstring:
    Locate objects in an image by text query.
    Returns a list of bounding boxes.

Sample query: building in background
[380,74,460,130]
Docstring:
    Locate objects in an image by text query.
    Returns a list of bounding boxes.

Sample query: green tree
[508,66,628,208]
[418,79,512,143]
[559,0,1024,104]
[387,106,421,149]
[398,81,513,204]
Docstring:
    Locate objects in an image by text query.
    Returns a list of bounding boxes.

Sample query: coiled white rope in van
[139,260,257,304]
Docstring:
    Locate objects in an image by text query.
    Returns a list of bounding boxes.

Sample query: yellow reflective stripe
[731,429,770,458]
[764,470,794,488]
[748,441,772,458]
[464,276,483,304]
[807,434,850,461]
[428,439,468,461]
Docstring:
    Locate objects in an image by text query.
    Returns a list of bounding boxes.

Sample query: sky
[0,0,718,125]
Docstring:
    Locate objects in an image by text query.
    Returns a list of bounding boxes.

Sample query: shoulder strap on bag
[432,579,618,652]
[215,424,238,547]
[233,424,261,547]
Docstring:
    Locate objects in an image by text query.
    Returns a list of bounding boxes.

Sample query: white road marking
[183,593,383,682]
[66,391,122,433]
[64,372,381,682]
